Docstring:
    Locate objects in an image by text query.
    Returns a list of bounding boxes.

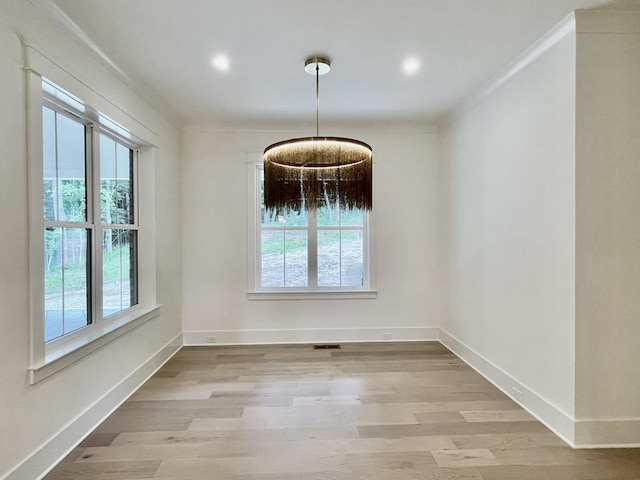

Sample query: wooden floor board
[43,342,640,479]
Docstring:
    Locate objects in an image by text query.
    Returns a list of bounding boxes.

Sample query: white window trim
[246,154,377,300]
[26,68,160,384]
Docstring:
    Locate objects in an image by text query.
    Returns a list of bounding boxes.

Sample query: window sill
[29,304,161,384]
[248,290,377,301]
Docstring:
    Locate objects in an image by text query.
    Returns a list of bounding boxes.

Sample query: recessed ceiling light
[212,54,229,72]
[402,56,421,76]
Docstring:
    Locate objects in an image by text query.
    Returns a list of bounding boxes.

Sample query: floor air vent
[312,344,341,350]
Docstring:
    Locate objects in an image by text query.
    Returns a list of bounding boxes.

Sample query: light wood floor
[44,342,640,479]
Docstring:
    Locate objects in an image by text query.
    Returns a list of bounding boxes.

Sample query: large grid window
[255,165,370,291]
[42,95,138,343]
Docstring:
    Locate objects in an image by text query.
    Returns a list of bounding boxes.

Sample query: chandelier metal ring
[264,136,373,168]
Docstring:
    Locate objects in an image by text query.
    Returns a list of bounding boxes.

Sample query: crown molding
[28,0,184,129]
[439,12,577,129]
[28,0,131,81]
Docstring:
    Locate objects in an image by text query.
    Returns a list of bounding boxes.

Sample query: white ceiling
[49,0,639,128]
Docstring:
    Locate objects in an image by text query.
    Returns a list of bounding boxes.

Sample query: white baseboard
[574,418,640,448]
[183,326,439,346]
[3,333,182,480]
[438,328,576,446]
[439,329,640,448]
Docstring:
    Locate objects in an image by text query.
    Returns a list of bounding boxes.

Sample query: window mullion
[363,213,369,289]
[91,126,103,324]
[133,150,139,227]
[255,164,264,289]
[308,209,318,288]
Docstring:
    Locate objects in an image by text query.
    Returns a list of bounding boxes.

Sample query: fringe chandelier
[263,57,373,212]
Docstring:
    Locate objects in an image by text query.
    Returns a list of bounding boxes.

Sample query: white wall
[574,10,640,445]
[438,22,578,441]
[0,2,182,478]
[181,126,441,344]
[440,9,640,447]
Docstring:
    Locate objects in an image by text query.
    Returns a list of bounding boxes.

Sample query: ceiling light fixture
[212,54,229,71]
[402,56,421,76]
[263,56,373,212]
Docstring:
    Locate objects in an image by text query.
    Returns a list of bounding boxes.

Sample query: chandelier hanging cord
[315,61,320,136]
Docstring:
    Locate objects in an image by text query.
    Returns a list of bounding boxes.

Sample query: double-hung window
[28,76,157,382]
[249,161,376,297]
[42,100,138,342]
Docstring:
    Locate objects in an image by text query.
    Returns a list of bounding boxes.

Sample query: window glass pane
[318,204,364,227]
[261,230,309,287]
[284,231,308,287]
[116,143,134,224]
[42,108,87,222]
[101,134,134,225]
[318,230,341,286]
[261,207,307,228]
[43,107,56,220]
[103,229,138,317]
[44,227,62,341]
[57,113,87,222]
[317,202,340,227]
[340,208,364,227]
[259,169,308,228]
[261,230,284,287]
[318,230,364,287]
[341,230,364,286]
[44,227,91,342]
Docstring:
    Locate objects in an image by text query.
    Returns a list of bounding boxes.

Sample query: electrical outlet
[512,386,523,400]
[382,332,392,340]
[206,336,217,344]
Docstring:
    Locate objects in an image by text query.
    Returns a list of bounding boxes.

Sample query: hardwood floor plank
[74,440,258,463]
[43,460,160,479]
[292,395,362,406]
[343,450,437,472]
[93,416,192,434]
[78,432,119,447]
[476,463,640,479]
[460,409,537,422]
[110,426,361,446]
[117,400,245,417]
[128,383,221,402]
[256,436,456,457]
[358,420,551,438]
[301,473,372,480]
[449,432,567,450]
[152,453,349,477]
[373,468,483,480]
[235,474,302,480]
[431,448,500,467]
[413,411,468,424]
[490,445,594,466]
[151,459,236,479]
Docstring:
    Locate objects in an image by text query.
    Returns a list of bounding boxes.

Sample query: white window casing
[26,52,160,383]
